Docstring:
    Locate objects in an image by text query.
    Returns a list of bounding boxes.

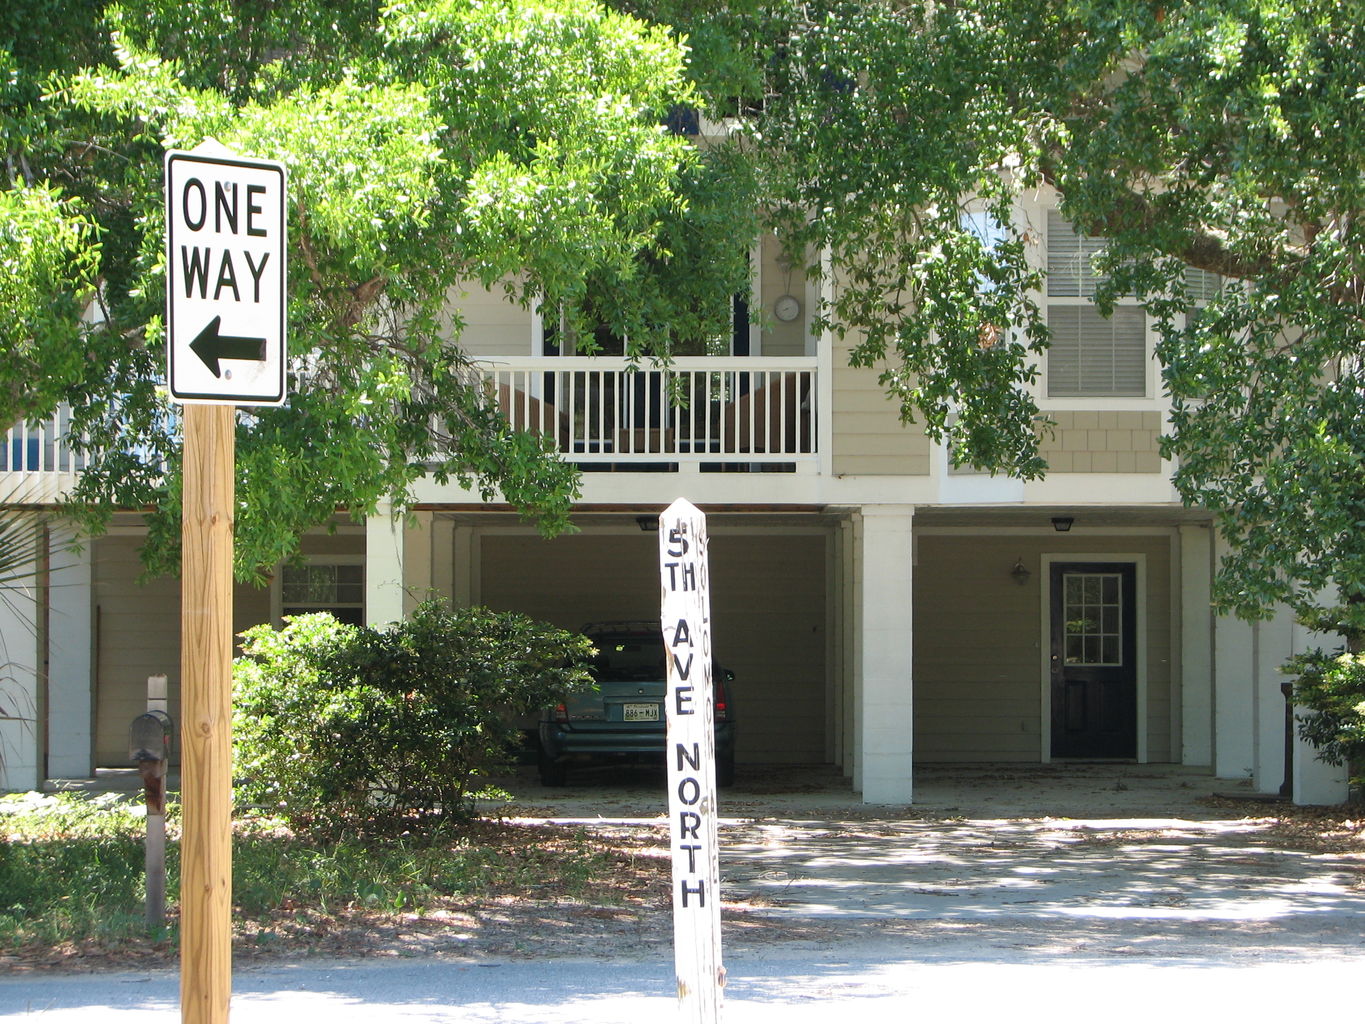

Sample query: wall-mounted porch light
[1051,516,1074,533]
[636,515,660,532]
[1010,557,1032,586]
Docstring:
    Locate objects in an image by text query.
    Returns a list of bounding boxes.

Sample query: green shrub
[233,601,593,835]
[1286,605,1365,786]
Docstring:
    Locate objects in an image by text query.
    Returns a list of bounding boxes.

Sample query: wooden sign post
[179,403,235,1024]
[658,498,724,1021]
[165,141,287,1024]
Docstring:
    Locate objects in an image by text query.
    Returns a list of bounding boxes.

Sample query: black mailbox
[129,710,173,764]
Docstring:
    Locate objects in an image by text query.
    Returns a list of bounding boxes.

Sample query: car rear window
[592,636,665,682]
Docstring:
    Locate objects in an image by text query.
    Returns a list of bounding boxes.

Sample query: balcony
[1,406,87,503]
[483,356,819,472]
[2,356,821,503]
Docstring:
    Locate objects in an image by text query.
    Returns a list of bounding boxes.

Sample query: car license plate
[623,703,659,722]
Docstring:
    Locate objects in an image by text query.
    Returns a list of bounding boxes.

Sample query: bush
[233,601,594,835]
[1286,605,1365,787]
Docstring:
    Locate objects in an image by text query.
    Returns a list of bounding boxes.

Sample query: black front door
[1050,562,1137,758]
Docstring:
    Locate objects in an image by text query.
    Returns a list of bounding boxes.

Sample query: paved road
[2,952,1359,1022]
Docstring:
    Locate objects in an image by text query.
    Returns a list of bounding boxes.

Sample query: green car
[538,621,736,787]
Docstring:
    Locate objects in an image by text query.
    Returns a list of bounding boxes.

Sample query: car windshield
[592,636,665,682]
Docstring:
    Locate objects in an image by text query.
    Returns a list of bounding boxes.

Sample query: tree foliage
[623,0,1365,623]
[12,2,1365,756]
[232,602,595,835]
[618,1,1365,765]
[2,0,756,578]
[1284,605,1365,783]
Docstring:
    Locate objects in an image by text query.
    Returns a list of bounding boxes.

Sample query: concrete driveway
[491,761,1365,963]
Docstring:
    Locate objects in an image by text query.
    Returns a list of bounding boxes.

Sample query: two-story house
[0,188,1349,805]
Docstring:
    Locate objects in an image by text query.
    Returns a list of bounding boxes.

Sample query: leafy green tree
[624,0,1365,774]
[233,602,595,835]
[2,0,755,578]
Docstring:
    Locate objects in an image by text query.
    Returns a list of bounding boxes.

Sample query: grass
[0,791,628,965]
[0,792,154,948]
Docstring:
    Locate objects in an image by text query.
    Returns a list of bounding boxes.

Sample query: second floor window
[1045,211,1147,398]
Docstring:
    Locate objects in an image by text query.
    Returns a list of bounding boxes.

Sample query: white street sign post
[165,141,287,1024]
[165,146,286,405]
[659,498,724,1021]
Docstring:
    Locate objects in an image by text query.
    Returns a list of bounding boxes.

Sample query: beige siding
[446,281,532,359]
[1038,411,1163,473]
[477,530,828,764]
[298,531,366,559]
[92,529,365,767]
[92,536,182,767]
[914,533,1173,762]
[830,333,931,475]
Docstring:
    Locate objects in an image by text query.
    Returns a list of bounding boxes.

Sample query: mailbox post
[130,709,173,931]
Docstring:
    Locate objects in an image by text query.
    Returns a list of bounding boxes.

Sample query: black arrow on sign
[189,315,267,378]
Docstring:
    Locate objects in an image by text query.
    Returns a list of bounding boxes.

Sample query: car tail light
[714,678,729,722]
[553,702,569,723]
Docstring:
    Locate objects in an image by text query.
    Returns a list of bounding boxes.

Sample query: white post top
[664,496,702,519]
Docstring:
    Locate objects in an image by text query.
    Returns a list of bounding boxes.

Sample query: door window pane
[1063,572,1123,666]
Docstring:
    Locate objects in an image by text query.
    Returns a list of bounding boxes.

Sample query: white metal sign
[165,146,287,405]
[658,497,724,1021]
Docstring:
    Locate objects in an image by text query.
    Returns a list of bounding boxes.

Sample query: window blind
[1047,305,1147,397]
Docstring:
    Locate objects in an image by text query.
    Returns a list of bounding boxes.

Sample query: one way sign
[166,145,287,405]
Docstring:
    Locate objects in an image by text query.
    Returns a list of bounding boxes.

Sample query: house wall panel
[447,281,533,359]
[477,530,828,764]
[92,530,359,767]
[758,234,807,357]
[93,536,180,767]
[1038,412,1163,473]
[830,333,931,476]
[913,533,1173,763]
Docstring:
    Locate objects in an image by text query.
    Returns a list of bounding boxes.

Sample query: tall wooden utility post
[178,402,236,1021]
[165,141,287,1024]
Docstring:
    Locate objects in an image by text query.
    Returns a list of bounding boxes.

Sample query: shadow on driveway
[492,761,1365,965]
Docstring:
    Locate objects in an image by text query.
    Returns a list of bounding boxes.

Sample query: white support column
[0,530,41,791]
[1212,533,1255,780]
[365,502,405,628]
[1290,615,1350,805]
[834,518,853,774]
[452,525,476,608]
[402,511,434,617]
[856,505,915,804]
[823,529,838,765]
[848,514,863,788]
[1252,607,1295,795]
[46,527,93,779]
[1178,524,1213,767]
[431,515,455,604]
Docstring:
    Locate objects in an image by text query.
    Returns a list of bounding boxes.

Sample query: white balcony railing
[3,357,820,497]
[483,356,818,469]
[1,406,87,502]
[1,406,86,475]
